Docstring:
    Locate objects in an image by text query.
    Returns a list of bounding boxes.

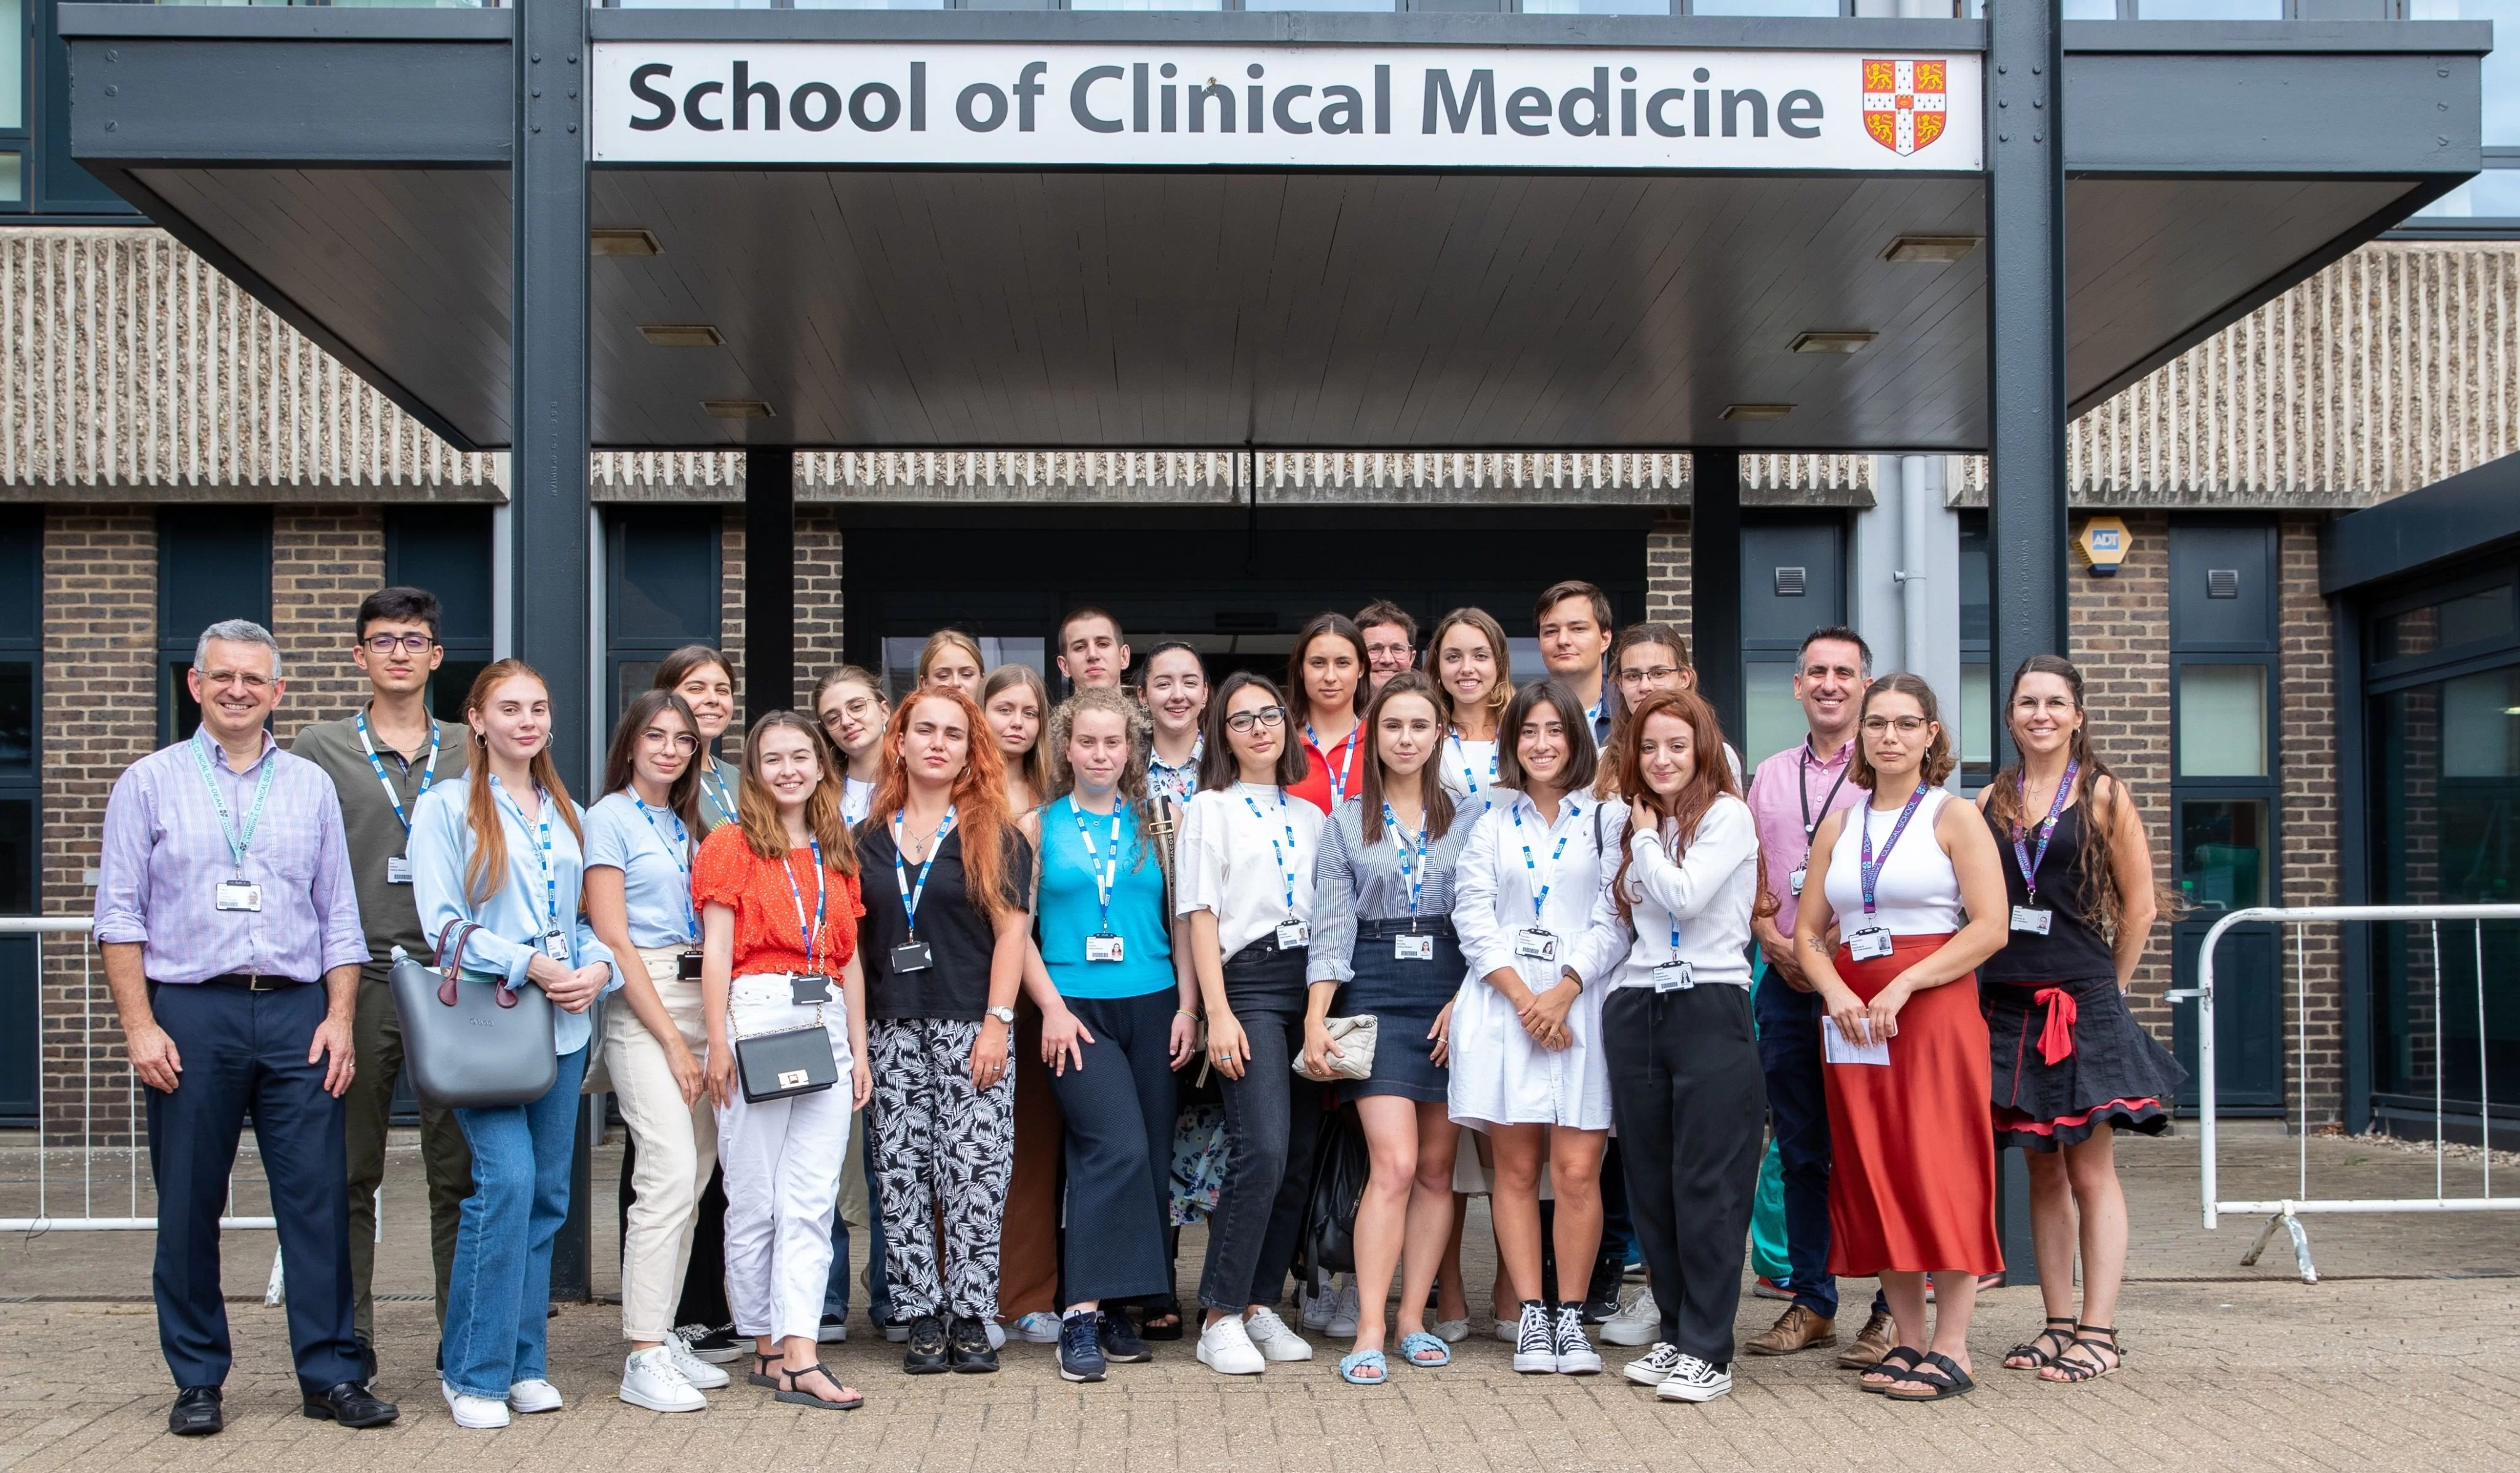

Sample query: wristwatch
[986,1005,1017,1024]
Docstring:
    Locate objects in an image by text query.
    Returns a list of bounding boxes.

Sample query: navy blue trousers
[146,980,362,1393]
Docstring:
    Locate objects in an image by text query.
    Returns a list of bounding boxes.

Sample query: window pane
[2415,167,2520,220]
[0,797,28,914]
[1744,661,1803,768]
[431,660,488,725]
[0,0,20,132]
[1960,658,1992,769]
[1525,0,1670,12]
[610,512,719,643]
[2179,664,2266,778]
[2410,0,2520,146]
[2371,585,2514,661]
[2440,668,2520,778]
[1958,512,1989,645]
[1692,0,1839,14]
[0,153,20,207]
[2136,0,2280,14]
[1244,0,1397,9]
[0,661,28,767]
[167,660,202,744]
[1072,0,1224,9]
[2178,797,2267,912]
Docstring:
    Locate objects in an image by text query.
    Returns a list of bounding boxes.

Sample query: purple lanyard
[1857,784,1931,924]
[2010,760,2080,906]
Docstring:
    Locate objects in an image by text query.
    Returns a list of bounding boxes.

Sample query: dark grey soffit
[2323,450,2520,596]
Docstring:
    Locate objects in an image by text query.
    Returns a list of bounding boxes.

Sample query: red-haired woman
[1584,689,1768,1404]
[855,689,1035,1376]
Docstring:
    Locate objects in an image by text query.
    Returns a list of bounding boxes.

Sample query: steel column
[511,0,594,1302]
[744,448,797,730]
[1691,451,1745,745]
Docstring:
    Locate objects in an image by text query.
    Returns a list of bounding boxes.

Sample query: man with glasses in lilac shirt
[93,619,397,1437]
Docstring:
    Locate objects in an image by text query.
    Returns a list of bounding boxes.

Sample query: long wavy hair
[1850,673,1958,791]
[1357,673,1457,845]
[1426,606,1513,735]
[1598,621,1694,797]
[732,710,859,876]
[460,660,585,907]
[981,663,1051,808]
[1045,685,1154,871]
[1607,688,1775,931]
[600,690,704,836]
[867,688,1016,919]
[1983,654,2167,943]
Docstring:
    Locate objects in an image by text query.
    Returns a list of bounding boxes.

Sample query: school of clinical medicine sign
[591,45,1984,172]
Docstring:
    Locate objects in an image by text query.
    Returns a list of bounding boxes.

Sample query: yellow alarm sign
[2074,516,2131,577]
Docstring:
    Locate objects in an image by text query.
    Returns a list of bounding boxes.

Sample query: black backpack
[1299,1103,1371,1276]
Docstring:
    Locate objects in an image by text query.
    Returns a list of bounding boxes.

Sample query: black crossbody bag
[734,972,841,1104]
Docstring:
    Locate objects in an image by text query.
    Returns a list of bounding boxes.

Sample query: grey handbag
[735,975,842,1104]
[389,920,559,1108]
[1296,1013,1378,1082]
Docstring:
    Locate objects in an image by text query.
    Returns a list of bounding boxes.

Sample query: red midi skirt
[1822,933,2003,1278]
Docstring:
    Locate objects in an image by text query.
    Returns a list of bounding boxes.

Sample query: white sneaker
[1552,1304,1601,1375]
[1510,1303,1557,1374]
[1602,1286,1661,1347]
[1430,1318,1470,1344]
[443,1380,511,1430]
[1492,1317,1518,1344]
[663,1336,730,1391]
[618,1347,706,1413]
[1298,1272,1336,1333]
[1326,1278,1361,1339]
[1007,1311,1062,1344]
[986,1320,1008,1352]
[1624,1341,1686,1387]
[1196,1314,1267,1375]
[1656,1354,1734,1403]
[1243,1307,1315,1362]
[507,1378,564,1414]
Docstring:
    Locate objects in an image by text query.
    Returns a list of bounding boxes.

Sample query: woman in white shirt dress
[1446,679,1624,1379]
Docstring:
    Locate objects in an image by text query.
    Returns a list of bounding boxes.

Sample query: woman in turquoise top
[1018,685,1202,1384]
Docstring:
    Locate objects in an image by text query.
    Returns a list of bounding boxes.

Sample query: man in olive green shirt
[290,587,473,1379]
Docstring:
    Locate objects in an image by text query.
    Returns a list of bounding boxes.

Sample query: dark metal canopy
[63,6,2486,454]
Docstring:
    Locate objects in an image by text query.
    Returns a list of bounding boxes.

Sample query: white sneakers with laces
[1325,1278,1362,1338]
[1551,1304,1601,1375]
[1243,1307,1315,1362]
[1196,1314,1267,1376]
[1624,1341,1686,1386]
[1007,1311,1063,1345]
[619,1347,706,1413]
[1510,1303,1557,1374]
[1602,1285,1662,1347]
[664,1336,731,1390]
[508,1378,564,1414]
[1654,1353,1734,1403]
[442,1381,511,1430]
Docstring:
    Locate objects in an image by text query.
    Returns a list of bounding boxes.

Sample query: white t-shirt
[1439,732,1504,817]
[842,775,875,827]
[1173,781,1326,962]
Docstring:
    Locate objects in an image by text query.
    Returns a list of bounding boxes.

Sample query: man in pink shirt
[1738,626,1893,1365]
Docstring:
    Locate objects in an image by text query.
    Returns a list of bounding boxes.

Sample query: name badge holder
[1275,920,1311,951]
[1510,799,1573,970]
[1651,960,1694,992]
[1787,864,1808,897]
[215,880,264,913]
[677,949,705,981]
[1242,789,1310,953]
[357,711,439,887]
[890,807,955,977]
[1396,933,1435,962]
[1386,800,1435,962]
[1515,928,1560,964]
[1074,802,1127,964]
[1849,783,1930,967]
[1087,933,1126,963]
[190,737,278,918]
[538,930,572,962]
[2008,758,2081,936]
[386,856,414,886]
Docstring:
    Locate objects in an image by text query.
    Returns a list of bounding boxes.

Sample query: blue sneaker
[1058,1313,1107,1384]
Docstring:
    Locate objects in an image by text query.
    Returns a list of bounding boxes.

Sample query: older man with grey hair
[93,619,397,1436]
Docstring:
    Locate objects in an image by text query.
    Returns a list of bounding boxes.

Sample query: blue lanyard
[891,805,958,938]
[1071,799,1126,935]
[1240,788,1302,919]
[632,793,696,941]
[1858,784,1931,924]
[1307,723,1358,807]
[1448,730,1496,796]
[354,711,438,834]
[1640,812,1683,959]
[188,735,278,876]
[699,762,738,828]
[489,775,560,934]
[1382,800,1429,925]
[2011,759,2081,904]
[784,836,828,974]
[1511,799,1573,926]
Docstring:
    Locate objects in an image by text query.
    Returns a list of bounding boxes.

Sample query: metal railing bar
[2478,922,2492,1202]
[2433,919,2444,1204]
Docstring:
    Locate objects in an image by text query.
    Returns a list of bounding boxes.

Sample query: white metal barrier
[2172,903,2519,1283]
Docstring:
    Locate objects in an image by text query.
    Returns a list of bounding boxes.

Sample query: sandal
[748,1352,783,1389]
[774,1363,864,1411]
[1857,1345,1924,1393]
[2041,1326,2121,1384]
[2004,1316,2078,1371]
[1139,1299,1185,1342]
[1397,1332,1451,1368]
[1883,1351,1977,1402]
[1338,1349,1389,1386]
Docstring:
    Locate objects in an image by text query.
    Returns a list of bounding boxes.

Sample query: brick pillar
[2068,509,2177,1032]
[2277,512,2345,1124]
[719,508,746,755]
[271,505,385,744]
[795,508,846,708]
[1646,509,1693,639]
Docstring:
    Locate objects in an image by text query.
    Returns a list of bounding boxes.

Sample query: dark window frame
[0,510,40,1127]
[156,508,274,749]
[604,506,724,738]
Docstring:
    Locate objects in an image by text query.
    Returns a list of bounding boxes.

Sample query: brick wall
[2067,511,2178,1026]
[2276,512,2345,1122]
[269,506,385,744]
[1646,509,1693,638]
[795,508,846,708]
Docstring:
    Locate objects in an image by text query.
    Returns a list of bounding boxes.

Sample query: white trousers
[607,946,718,1343]
[714,973,853,1344]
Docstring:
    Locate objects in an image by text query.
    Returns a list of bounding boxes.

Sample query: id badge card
[790,973,833,1006]
[2011,906,2054,935]
[1086,932,1126,963]
[538,930,572,962]
[1848,926,1894,961]
[677,949,704,981]
[1651,960,1694,992]
[1788,866,1808,896]
[1275,920,1310,949]
[891,938,935,973]
[385,855,413,885]
[1395,933,1436,962]
[1514,927,1559,963]
[213,880,262,912]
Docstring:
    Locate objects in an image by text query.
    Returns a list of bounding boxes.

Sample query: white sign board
[592,44,1982,172]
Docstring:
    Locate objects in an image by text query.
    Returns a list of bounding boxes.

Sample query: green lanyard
[189,736,278,877]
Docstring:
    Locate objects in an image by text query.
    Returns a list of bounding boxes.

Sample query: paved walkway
[2,1130,2513,1471]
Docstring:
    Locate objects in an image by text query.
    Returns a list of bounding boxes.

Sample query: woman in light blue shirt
[410,659,616,1431]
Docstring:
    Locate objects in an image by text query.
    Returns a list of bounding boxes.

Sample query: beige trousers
[608,945,717,1343]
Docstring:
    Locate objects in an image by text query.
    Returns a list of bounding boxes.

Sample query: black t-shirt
[854,817,1033,1022]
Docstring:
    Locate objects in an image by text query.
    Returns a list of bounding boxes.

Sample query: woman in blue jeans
[1176,672,1326,1377]
[411,660,617,1430]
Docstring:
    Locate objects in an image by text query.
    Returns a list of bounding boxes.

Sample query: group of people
[94,576,2184,1434]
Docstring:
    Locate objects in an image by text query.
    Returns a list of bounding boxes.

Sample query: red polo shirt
[1288,722,1367,815]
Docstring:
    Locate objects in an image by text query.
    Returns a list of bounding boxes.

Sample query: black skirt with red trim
[1983,973,2187,1152]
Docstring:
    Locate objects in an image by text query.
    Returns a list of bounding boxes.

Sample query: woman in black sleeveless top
[1975,656,2184,1387]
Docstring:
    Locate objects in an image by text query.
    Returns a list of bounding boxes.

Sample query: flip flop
[1397,1332,1451,1368]
[1883,1351,1977,1402]
[1338,1349,1389,1386]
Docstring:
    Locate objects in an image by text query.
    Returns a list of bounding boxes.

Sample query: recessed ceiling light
[1790,330,1877,355]
[1883,234,1980,265]
[640,324,725,347]
[702,399,774,420]
[589,227,662,257]
[1721,403,1795,421]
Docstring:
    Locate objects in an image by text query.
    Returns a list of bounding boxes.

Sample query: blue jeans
[824,1136,893,1324]
[444,1047,586,1399]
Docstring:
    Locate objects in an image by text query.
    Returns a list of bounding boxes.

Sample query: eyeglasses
[640,727,700,754]
[1225,705,1288,733]
[1861,716,1931,735]
[1365,644,1413,661]
[199,670,273,692]
[363,634,436,655]
[1617,666,1681,687]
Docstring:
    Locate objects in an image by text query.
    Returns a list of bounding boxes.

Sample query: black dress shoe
[947,1315,1000,1374]
[168,1386,223,1437]
[903,1314,951,1375]
[304,1380,401,1429]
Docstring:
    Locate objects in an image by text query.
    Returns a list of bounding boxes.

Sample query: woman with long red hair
[1583,689,1769,1405]
[853,688,1034,1376]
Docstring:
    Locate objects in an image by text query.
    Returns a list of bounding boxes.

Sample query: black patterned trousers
[867,1018,1018,1322]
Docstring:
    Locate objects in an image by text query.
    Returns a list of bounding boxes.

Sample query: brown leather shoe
[1834,1310,1897,1369]
[1743,1303,1838,1356]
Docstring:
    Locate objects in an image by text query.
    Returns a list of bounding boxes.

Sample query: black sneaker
[1098,1311,1152,1364]
[678,1323,745,1365]
[1058,1313,1107,1384]
[903,1314,951,1375]
[947,1314,1000,1374]
[1581,1254,1625,1324]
